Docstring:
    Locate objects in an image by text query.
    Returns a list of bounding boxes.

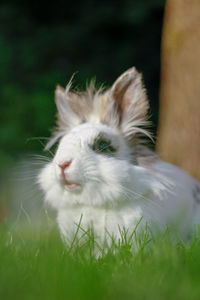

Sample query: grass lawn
[1,223,200,300]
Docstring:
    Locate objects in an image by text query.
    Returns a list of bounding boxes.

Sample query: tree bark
[157,0,200,181]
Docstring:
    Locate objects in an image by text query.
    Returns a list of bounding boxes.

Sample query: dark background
[0,0,166,170]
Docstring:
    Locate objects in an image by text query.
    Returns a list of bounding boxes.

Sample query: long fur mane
[46,68,153,158]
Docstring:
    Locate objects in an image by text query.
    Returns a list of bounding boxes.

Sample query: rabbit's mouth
[62,179,81,191]
[58,166,82,191]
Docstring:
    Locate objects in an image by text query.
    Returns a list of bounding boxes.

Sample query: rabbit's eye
[92,139,116,154]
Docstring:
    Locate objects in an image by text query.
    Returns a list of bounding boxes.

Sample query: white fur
[38,122,200,244]
[38,67,200,245]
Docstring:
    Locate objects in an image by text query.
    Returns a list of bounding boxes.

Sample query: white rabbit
[38,67,200,245]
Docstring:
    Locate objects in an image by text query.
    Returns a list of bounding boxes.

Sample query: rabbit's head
[38,67,151,208]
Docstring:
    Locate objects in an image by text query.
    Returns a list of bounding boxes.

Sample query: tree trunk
[157,0,200,181]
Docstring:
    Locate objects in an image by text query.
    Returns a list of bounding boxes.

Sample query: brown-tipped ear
[55,84,81,130]
[110,67,151,142]
[45,84,81,150]
[110,67,149,122]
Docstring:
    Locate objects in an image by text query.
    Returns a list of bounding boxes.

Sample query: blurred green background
[0,0,165,171]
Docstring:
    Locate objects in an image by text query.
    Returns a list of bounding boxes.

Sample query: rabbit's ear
[45,84,81,150]
[110,67,151,141]
[55,84,81,130]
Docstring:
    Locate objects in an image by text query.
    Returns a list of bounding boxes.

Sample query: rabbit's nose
[59,161,72,171]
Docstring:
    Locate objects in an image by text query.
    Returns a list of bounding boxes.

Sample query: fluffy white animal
[38,67,200,245]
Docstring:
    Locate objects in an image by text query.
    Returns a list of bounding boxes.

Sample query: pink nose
[59,161,72,171]
[59,161,72,181]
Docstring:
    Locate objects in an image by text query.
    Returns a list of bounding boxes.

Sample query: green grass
[1,224,200,300]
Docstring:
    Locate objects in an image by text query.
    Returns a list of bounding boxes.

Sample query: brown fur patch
[67,92,93,121]
[133,145,159,168]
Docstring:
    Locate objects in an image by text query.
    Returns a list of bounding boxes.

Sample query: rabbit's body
[54,162,199,244]
[38,67,200,244]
